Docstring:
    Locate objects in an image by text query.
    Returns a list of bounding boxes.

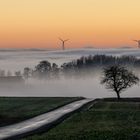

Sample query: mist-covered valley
[0,48,140,98]
[1,48,140,72]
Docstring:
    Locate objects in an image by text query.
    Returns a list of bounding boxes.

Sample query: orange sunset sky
[0,0,140,48]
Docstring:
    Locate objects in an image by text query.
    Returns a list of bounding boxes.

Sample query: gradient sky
[0,0,140,48]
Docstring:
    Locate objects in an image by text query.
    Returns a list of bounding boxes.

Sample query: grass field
[23,99,140,140]
[0,97,83,127]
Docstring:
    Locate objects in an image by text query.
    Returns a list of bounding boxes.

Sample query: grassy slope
[0,97,83,127]
[23,99,140,140]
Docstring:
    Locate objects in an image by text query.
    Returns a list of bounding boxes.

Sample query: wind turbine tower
[133,40,140,48]
[59,38,69,50]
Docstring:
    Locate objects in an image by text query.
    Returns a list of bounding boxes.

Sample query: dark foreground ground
[23,98,140,140]
[0,97,83,127]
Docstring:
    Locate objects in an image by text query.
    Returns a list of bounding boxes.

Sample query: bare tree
[35,61,51,73]
[34,61,52,78]
[23,67,32,79]
[15,71,21,77]
[101,65,139,99]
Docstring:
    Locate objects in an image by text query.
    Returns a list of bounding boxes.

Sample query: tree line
[27,55,140,79]
[1,55,140,79]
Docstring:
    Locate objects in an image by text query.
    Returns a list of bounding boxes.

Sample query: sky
[0,0,140,49]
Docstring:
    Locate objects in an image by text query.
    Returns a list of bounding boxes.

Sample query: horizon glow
[0,0,140,48]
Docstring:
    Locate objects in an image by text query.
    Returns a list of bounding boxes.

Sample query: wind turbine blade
[133,40,138,42]
[64,39,69,42]
[58,38,63,42]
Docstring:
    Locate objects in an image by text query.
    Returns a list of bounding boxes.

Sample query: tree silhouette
[34,61,51,78]
[15,71,21,76]
[35,61,51,73]
[0,70,5,77]
[101,65,139,99]
[23,67,32,79]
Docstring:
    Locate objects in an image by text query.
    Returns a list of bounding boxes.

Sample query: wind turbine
[133,40,140,48]
[59,38,69,50]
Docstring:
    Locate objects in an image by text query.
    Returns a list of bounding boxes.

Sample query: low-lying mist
[0,49,140,98]
[0,70,139,98]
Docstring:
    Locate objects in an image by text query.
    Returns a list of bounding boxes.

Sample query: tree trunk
[116,92,121,100]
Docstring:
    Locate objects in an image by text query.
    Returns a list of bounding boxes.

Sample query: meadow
[0,97,82,127]
[23,99,140,140]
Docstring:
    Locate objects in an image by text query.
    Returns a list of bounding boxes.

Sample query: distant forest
[24,55,140,79]
[1,55,140,79]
